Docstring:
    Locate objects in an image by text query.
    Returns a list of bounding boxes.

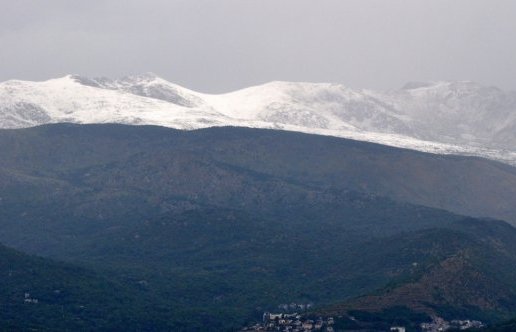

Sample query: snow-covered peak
[400,80,502,98]
[67,73,206,108]
[1,74,516,165]
[376,80,516,148]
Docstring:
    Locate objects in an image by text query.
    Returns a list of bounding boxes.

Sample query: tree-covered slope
[0,242,169,331]
[1,124,516,330]
[0,124,515,253]
[317,219,516,329]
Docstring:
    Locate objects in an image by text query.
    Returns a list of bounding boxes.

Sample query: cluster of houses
[23,292,39,304]
[420,316,484,331]
[241,312,335,332]
[241,312,486,332]
[450,319,485,330]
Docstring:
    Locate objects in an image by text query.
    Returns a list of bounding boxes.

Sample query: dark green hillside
[317,219,516,328]
[0,124,515,257]
[1,124,516,330]
[77,195,470,302]
[0,124,515,229]
[0,242,166,331]
[3,212,516,331]
[0,240,261,331]
[81,208,516,330]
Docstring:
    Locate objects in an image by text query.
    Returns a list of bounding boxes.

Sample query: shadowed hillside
[1,124,516,329]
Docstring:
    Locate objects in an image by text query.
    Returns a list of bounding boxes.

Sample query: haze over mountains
[1,74,516,165]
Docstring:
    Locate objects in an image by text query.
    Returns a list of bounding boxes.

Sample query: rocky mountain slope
[1,74,516,165]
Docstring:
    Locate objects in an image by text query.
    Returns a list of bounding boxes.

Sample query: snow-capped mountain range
[1,73,516,165]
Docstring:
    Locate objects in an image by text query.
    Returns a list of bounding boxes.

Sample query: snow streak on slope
[1,74,516,165]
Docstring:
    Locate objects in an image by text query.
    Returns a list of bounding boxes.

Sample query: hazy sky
[1,0,516,92]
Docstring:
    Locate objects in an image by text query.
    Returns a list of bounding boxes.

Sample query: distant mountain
[1,74,516,164]
[0,124,515,241]
[0,123,515,261]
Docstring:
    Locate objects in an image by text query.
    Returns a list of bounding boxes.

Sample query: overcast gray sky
[1,0,515,92]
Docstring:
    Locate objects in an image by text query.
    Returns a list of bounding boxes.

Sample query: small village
[420,316,484,331]
[240,311,485,332]
[241,312,335,332]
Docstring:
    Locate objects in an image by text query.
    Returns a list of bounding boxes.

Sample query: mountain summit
[1,75,516,164]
